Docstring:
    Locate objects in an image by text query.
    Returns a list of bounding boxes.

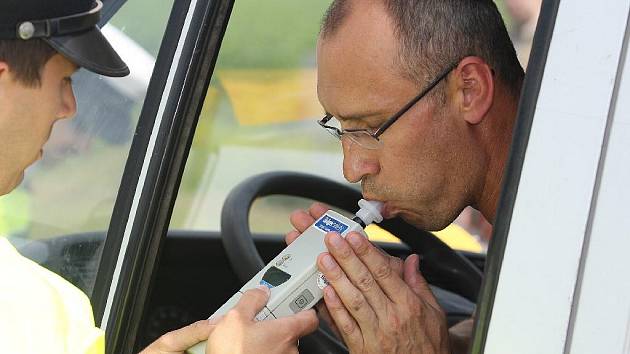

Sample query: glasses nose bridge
[319,114,382,150]
[345,131,382,150]
[324,125,343,140]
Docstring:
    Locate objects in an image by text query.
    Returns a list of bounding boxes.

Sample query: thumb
[140,320,214,353]
[279,309,320,341]
[234,286,271,319]
[403,254,434,299]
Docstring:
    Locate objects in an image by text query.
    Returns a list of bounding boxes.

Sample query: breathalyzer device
[187,199,383,354]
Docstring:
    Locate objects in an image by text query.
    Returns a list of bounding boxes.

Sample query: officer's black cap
[0,0,129,77]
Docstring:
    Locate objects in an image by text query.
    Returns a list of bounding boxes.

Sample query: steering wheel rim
[220,171,483,353]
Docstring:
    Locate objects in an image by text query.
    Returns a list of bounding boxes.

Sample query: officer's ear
[451,57,494,125]
[0,61,13,81]
[0,61,8,76]
[0,61,9,87]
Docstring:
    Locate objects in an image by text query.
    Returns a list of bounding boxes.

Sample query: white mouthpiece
[355,199,384,226]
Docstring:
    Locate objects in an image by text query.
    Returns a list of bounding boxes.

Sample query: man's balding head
[321,0,523,96]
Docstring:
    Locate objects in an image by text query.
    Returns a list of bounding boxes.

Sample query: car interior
[0,0,542,353]
[18,173,486,352]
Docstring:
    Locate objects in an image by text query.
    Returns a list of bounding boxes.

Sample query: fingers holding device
[187,199,383,353]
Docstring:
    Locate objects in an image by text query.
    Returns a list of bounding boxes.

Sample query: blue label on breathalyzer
[315,215,349,234]
[259,280,274,288]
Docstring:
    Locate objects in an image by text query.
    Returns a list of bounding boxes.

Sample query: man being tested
[0,1,317,353]
[287,0,524,352]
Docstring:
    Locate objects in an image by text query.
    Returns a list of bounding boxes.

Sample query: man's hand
[449,318,474,354]
[141,287,319,354]
[286,203,450,354]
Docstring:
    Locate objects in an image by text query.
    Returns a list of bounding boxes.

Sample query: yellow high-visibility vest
[0,190,30,236]
[0,237,105,354]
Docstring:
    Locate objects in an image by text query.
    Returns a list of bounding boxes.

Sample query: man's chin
[388,209,447,232]
[380,204,398,219]
[379,200,407,219]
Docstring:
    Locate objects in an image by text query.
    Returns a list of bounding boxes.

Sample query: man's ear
[452,57,494,125]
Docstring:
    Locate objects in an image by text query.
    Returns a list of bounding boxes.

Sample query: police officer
[0,1,318,353]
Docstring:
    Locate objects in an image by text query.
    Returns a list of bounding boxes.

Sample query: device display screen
[261,266,291,287]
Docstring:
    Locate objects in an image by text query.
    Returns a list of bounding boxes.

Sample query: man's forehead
[322,0,395,58]
[316,3,414,119]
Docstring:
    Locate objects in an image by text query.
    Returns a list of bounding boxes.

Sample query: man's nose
[341,138,380,183]
[57,84,77,119]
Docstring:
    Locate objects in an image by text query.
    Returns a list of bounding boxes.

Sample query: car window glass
[0,0,174,296]
[170,0,540,255]
[170,0,338,234]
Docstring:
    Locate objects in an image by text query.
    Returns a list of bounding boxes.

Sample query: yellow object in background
[218,69,321,125]
[366,223,483,254]
[432,224,484,253]
[0,237,104,354]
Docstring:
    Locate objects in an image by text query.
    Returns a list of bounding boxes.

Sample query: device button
[289,289,315,313]
[255,306,273,321]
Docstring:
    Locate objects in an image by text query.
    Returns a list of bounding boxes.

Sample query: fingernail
[328,232,343,248]
[347,233,363,249]
[412,254,420,267]
[321,254,337,271]
[256,284,270,295]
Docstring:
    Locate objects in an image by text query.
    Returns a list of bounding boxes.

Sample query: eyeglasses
[318,62,458,150]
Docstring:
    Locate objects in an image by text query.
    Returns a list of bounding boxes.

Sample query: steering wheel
[220,171,482,353]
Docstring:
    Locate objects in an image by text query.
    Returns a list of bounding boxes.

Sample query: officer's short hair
[0,39,56,87]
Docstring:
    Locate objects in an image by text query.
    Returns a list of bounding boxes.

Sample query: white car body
[479,0,630,353]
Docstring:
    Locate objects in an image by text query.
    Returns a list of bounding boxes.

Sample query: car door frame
[89,0,235,352]
[471,0,630,353]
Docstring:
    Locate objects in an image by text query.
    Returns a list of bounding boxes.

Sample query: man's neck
[476,93,519,225]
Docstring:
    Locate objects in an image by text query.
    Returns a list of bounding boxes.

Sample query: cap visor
[45,27,130,77]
